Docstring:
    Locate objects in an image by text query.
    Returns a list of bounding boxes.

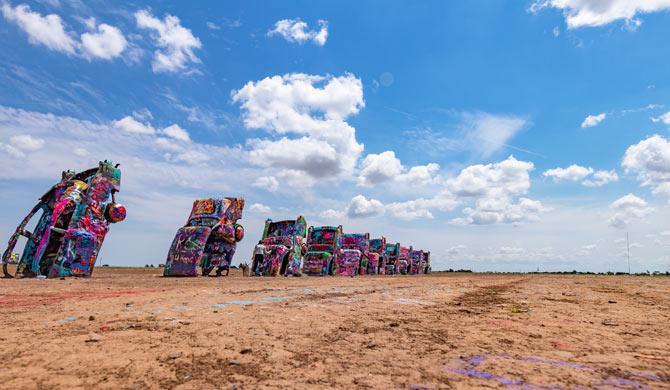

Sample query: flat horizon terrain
[1,267,669,389]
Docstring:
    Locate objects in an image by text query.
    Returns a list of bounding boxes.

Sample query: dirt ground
[1,267,669,389]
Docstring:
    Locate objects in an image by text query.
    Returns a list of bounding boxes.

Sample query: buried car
[384,242,401,275]
[2,160,126,278]
[339,233,378,276]
[251,216,307,277]
[422,251,431,274]
[164,198,244,277]
[398,245,413,275]
[302,225,343,276]
[409,249,424,275]
[368,237,387,275]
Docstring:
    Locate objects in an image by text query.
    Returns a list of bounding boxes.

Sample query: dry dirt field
[1,267,669,389]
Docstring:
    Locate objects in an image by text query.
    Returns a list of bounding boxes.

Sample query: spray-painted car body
[398,246,413,275]
[384,242,401,275]
[164,198,244,277]
[251,216,307,276]
[409,249,424,275]
[338,233,373,276]
[2,160,126,278]
[303,225,343,276]
[368,237,387,275]
[422,251,431,274]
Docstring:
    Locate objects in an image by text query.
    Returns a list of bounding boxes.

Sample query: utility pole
[627,232,631,275]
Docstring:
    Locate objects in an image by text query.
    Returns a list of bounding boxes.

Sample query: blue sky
[1,0,670,272]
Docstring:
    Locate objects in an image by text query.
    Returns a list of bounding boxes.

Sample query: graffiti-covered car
[164,198,244,277]
[398,246,413,275]
[338,233,373,276]
[384,242,400,275]
[368,237,386,275]
[2,160,126,278]
[302,225,343,276]
[422,251,431,274]
[251,216,307,277]
[409,249,424,275]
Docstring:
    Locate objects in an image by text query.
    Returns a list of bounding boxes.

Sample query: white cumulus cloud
[250,203,272,214]
[544,164,618,187]
[319,209,344,220]
[529,0,670,29]
[2,2,76,54]
[252,176,279,192]
[651,111,670,125]
[544,164,594,182]
[161,124,190,142]
[581,113,606,128]
[582,170,619,187]
[232,73,364,182]
[135,9,202,73]
[346,195,385,218]
[608,193,653,229]
[268,18,328,46]
[622,135,670,196]
[80,21,127,60]
[2,3,127,60]
[113,116,156,135]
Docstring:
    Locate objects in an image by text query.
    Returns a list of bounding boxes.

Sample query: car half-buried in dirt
[409,249,424,275]
[302,225,343,276]
[2,160,126,278]
[398,245,413,275]
[422,251,431,274]
[368,237,387,275]
[251,216,307,277]
[164,198,244,277]
[383,242,401,275]
[338,233,377,276]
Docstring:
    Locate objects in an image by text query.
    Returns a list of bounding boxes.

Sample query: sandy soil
[1,267,669,389]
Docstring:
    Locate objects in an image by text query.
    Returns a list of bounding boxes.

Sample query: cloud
[622,135,670,196]
[206,21,220,30]
[386,192,458,220]
[2,3,127,60]
[447,156,544,225]
[10,134,45,152]
[460,112,529,158]
[2,2,76,54]
[250,203,272,214]
[346,195,384,218]
[135,9,202,73]
[357,150,441,188]
[252,176,279,192]
[113,115,156,135]
[544,164,594,182]
[267,18,328,46]
[80,21,127,60]
[651,111,670,125]
[581,113,606,128]
[582,170,619,187]
[543,164,618,187]
[232,73,364,182]
[529,0,670,29]
[385,156,543,224]
[445,245,466,257]
[357,151,403,186]
[161,124,190,142]
[319,209,344,220]
[608,193,653,229]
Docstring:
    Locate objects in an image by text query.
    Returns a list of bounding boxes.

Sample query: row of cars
[3,169,429,279]
[250,217,431,277]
